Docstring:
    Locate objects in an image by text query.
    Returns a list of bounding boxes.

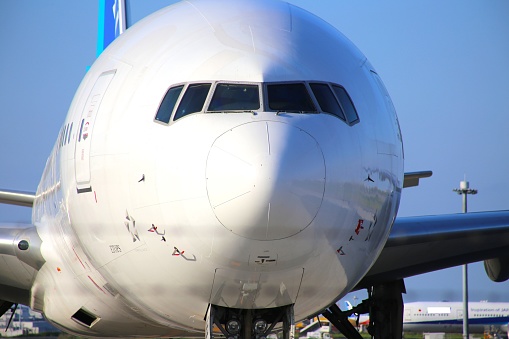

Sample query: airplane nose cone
[206,121,325,240]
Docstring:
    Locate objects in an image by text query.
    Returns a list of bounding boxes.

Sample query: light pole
[453,180,477,339]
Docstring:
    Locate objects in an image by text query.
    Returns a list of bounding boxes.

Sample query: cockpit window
[155,85,184,123]
[173,83,211,121]
[208,84,260,111]
[267,83,316,112]
[310,83,346,121]
[332,85,359,124]
[154,81,359,126]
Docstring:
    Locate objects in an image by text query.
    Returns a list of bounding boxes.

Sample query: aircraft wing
[0,189,35,207]
[356,210,509,289]
[403,171,432,188]
[0,187,42,317]
[0,224,44,317]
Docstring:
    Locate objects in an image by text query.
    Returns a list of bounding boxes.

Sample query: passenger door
[74,70,115,193]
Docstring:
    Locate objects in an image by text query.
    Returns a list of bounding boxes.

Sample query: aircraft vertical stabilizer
[97,0,127,56]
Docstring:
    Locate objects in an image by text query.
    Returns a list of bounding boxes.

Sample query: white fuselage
[29,0,403,336]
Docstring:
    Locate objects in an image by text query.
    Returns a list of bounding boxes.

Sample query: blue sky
[1,1,508,304]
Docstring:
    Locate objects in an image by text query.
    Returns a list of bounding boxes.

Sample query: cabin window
[173,83,211,121]
[78,119,84,142]
[59,127,65,147]
[267,83,316,112]
[332,85,359,125]
[155,85,184,123]
[208,83,260,111]
[310,83,346,121]
[63,124,69,145]
[67,122,73,144]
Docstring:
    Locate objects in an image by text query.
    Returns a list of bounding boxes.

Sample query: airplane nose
[206,121,325,240]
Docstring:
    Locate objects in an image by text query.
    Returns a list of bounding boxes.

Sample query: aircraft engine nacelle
[484,256,509,282]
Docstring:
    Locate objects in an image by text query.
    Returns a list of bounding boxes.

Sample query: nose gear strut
[321,280,406,339]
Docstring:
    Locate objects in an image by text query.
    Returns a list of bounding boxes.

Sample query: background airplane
[0,3,508,338]
[302,301,509,338]
[403,301,509,336]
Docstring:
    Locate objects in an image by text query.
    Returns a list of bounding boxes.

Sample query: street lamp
[453,180,477,339]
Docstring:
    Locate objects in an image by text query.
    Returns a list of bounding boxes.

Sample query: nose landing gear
[206,304,295,339]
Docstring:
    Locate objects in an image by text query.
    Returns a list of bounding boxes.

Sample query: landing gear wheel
[368,280,405,339]
[206,304,295,339]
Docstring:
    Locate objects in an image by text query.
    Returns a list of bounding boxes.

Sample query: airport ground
[1,333,490,339]
[330,334,479,339]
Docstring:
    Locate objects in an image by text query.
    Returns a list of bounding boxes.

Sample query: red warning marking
[172,247,185,256]
[88,275,106,295]
[72,247,86,269]
[355,219,364,235]
[94,191,97,203]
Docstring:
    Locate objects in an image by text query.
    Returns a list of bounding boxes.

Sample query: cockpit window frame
[206,81,263,113]
[330,84,360,126]
[264,81,318,114]
[309,82,347,122]
[153,83,186,125]
[172,82,212,121]
[154,80,359,126]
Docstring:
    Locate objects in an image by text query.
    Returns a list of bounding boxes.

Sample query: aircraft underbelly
[210,267,304,309]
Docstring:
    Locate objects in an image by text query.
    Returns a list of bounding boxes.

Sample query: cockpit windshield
[173,83,211,121]
[154,81,358,125]
[266,83,316,113]
[208,84,260,111]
